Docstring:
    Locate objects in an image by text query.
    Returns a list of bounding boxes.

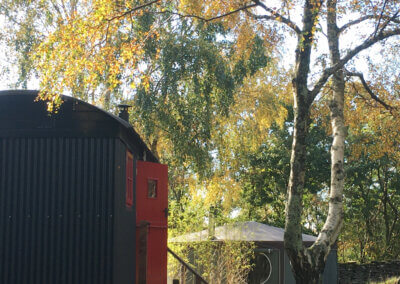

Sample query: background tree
[341,150,400,262]
[338,66,400,262]
[237,108,331,233]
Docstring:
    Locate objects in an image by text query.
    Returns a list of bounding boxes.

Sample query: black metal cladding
[0,137,115,284]
[0,90,151,284]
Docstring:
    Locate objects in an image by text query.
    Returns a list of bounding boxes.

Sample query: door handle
[163,208,168,218]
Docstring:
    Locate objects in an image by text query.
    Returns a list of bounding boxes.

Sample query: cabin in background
[171,221,338,284]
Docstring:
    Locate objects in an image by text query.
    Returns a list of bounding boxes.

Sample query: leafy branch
[345,70,395,113]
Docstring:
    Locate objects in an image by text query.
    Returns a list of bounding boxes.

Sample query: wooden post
[138,220,150,284]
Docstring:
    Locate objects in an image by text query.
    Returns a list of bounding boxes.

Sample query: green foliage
[168,195,208,236]
[169,241,255,284]
[0,0,44,88]
[247,36,269,75]
[130,18,271,175]
[371,277,400,284]
[168,199,255,283]
[237,108,330,233]
[339,147,400,263]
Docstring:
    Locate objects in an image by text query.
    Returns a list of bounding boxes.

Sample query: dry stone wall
[338,260,400,283]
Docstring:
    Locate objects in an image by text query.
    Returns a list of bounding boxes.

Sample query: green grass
[371,277,400,284]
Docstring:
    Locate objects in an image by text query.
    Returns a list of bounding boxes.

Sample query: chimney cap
[117,104,132,122]
[117,104,132,109]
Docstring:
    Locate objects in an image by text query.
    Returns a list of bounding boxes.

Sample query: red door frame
[135,160,168,284]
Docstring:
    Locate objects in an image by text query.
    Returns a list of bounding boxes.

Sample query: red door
[136,160,168,284]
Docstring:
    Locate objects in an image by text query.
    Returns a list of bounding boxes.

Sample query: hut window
[147,179,157,198]
[260,253,272,284]
[126,151,134,207]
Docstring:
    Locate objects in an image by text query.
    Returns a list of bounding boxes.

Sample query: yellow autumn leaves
[195,66,292,210]
[314,75,400,167]
[33,0,160,106]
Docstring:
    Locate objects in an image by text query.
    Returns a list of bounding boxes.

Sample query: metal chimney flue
[117,104,131,123]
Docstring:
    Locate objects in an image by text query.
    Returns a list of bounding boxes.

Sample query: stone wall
[339,260,400,283]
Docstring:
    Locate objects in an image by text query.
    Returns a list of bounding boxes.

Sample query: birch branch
[309,28,400,101]
[345,70,395,112]
[250,0,301,35]
[106,0,160,22]
[159,3,257,23]
[338,14,400,34]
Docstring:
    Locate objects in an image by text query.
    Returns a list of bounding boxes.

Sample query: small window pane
[148,179,157,198]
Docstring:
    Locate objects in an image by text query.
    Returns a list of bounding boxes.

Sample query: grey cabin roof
[170,221,317,243]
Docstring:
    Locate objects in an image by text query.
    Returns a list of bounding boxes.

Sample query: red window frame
[126,151,134,207]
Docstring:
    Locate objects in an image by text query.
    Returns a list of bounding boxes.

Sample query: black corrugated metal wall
[0,137,115,284]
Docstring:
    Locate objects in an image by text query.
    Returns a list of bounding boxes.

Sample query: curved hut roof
[0,90,157,162]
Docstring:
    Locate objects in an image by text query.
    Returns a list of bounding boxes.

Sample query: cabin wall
[0,137,116,284]
[113,139,136,284]
[0,91,163,284]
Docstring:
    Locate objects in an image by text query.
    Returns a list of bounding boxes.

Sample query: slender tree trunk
[285,97,321,282]
[284,1,346,282]
[284,1,325,283]
[318,0,346,251]
[303,0,346,281]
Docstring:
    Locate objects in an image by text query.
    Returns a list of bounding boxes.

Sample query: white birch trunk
[310,0,346,267]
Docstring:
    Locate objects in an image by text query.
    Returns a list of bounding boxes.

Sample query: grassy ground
[371,277,400,284]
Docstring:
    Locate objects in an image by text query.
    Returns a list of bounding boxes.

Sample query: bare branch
[339,14,400,34]
[350,82,375,107]
[251,0,301,35]
[310,28,400,100]
[345,70,395,112]
[245,11,301,35]
[318,22,327,38]
[106,0,160,22]
[339,16,375,34]
[372,0,389,37]
[50,0,63,18]
[374,8,400,38]
[166,3,258,23]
